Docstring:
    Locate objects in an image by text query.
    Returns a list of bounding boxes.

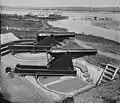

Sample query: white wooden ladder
[97,64,119,85]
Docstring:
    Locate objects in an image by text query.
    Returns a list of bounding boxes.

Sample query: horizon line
[1,5,120,8]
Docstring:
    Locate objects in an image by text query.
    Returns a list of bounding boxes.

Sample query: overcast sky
[1,0,120,7]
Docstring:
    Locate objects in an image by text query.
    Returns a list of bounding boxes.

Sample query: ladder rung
[100,79,108,83]
[105,69,115,74]
[104,70,114,75]
[106,67,116,72]
[104,72,113,78]
[102,75,112,81]
[107,66,116,71]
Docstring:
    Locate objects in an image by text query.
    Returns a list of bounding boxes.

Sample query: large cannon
[5,32,76,55]
[5,48,97,78]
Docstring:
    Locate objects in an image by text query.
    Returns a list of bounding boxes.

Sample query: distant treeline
[1,5,120,12]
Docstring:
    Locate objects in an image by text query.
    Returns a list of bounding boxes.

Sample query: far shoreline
[1,5,120,13]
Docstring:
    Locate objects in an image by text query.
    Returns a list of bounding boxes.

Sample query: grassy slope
[76,34,120,54]
[76,34,120,67]
[74,79,120,103]
[91,20,120,31]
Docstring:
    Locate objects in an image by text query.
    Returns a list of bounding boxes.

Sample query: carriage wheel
[8,72,15,78]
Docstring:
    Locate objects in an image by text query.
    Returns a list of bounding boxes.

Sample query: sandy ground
[1,33,19,44]
[1,53,47,67]
[47,78,88,93]
[38,76,61,85]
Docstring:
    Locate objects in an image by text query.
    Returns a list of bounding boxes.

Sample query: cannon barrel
[5,66,77,77]
[37,31,76,37]
[36,32,75,42]
[49,48,97,58]
[8,44,52,54]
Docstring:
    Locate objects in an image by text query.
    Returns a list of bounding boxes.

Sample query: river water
[49,11,120,43]
[1,9,120,43]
